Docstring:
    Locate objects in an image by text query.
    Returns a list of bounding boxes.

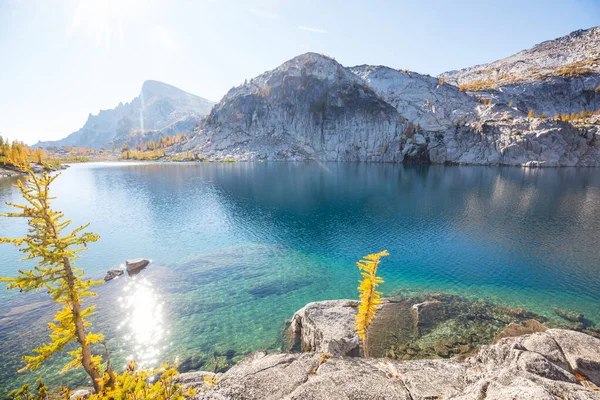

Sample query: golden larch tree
[355,250,389,357]
[0,168,109,392]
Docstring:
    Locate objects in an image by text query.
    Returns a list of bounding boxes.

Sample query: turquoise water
[1,162,600,393]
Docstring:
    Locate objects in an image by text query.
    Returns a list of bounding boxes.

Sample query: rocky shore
[172,295,600,399]
[0,167,21,178]
[0,163,67,179]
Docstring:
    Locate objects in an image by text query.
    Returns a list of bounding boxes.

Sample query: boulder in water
[104,269,124,281]
[126,258,150,276]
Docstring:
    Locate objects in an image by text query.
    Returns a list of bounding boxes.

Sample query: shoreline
[0,167,21,179]
[21,158,600,169]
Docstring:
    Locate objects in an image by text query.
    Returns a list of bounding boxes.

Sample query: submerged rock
[104,269,124,281]
[412,300,445,332]
[126,258,150,276]
[553,306,586,323]
[188,330,600,399]
[494,319,548,342]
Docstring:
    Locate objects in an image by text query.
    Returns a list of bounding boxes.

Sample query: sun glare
[117,277,165,369]
[69,0,142,49]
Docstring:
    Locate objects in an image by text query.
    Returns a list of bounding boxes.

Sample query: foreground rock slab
[188,330,600,399]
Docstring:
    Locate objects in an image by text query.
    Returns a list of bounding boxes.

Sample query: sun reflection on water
[117,277,166,369]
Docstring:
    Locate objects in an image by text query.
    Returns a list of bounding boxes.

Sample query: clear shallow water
[1,162,600,392]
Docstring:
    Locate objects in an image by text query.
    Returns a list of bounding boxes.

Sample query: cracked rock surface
[186,329,600,399]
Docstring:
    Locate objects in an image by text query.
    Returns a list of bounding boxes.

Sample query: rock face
[188,330,600,399]
[35,80,214,150]
[430,107,600,167]
[350,65,478,133]
[182,53,408,162]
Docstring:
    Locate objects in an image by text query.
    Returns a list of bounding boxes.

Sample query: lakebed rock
[189,330,600,399]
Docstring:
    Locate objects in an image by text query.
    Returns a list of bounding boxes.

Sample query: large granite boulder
[289,300,360,356]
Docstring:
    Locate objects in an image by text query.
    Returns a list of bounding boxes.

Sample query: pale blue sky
[1,0,599,144]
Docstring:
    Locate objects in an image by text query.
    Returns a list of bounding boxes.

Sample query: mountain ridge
[35,80,215,150]
[170,26,600,166]
[40,26,600,166]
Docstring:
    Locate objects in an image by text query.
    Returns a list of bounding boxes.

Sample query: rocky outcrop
[429,106,600,167]
[0,167,21,178]
[288,294,556,360]
[181,53,408,162]
[187,329,600,399]
[289,300,360,356]
[35,80,214,150]
[69,389,91,400]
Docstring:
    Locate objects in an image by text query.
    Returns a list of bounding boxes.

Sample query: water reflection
[117,277,165,369]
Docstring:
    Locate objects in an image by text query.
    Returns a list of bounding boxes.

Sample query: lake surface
[1,162,600,393]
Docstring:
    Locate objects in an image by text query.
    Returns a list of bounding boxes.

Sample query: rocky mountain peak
[219,52,356,103]
[35,81,215,150]
[140,80,197,101]
[276,52,354,82]
[182,53,407,162]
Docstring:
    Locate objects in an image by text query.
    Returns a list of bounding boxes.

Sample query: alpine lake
[1,162,599,394]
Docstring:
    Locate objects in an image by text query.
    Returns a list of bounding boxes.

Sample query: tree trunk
[64,257,102,393]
